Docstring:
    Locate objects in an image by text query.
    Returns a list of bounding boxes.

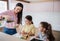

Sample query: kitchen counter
[0,32,29,41]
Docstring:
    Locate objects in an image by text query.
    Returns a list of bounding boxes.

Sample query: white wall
[9,1,60,31]
[0,1,7,13]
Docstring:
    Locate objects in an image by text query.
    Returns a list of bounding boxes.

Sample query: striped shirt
[0,10,17,28]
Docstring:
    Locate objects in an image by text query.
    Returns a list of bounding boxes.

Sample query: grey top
[37,32,47,41]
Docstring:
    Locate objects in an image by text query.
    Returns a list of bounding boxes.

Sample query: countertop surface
[0,32,29,41]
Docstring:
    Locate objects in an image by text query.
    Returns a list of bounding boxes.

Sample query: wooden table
[0,32,30,41]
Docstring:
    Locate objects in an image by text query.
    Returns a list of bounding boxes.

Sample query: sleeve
[44,36,48,41]
[0,11,8,15]
[0,11,11,20]
[36,32,41,38]
[31,25,36,34]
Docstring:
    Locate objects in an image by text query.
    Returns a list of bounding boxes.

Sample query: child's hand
[21,31,27,35]
[34,35,40,39]
[28,32,32,35]
[36,36,40,38]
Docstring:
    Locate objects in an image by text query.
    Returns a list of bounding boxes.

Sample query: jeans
[3,27,17,35]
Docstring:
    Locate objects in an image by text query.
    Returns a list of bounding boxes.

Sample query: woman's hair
[25,15,33,24]
[40,22,55,41]
[16,3,23,24]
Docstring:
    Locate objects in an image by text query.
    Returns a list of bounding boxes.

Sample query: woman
[0,3,23,35]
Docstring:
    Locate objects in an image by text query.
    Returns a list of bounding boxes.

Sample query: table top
[0,32,29,41]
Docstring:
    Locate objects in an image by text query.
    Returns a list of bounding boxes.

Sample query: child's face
[39,24,46,32]
[25,18,31,24]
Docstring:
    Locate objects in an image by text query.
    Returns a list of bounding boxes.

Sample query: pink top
[0,10,17,28]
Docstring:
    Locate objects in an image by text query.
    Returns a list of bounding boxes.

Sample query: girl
[31,22,55,41]
[21,15,35,36]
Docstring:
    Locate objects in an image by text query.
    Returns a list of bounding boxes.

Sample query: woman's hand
[15,24,20,33]
[15,24,20,28]
[0,15,2,19]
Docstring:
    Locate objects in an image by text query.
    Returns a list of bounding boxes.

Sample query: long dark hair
[40,22,55,41]
[16,3,23,24]
[25,15,33,24]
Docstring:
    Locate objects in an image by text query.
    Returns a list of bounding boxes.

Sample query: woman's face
[14,6,22,14]
[25,18,31,24]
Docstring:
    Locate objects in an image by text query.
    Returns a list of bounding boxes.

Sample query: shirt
[0,10,17,28]
[21,24,36,35]
[37,32,47,41]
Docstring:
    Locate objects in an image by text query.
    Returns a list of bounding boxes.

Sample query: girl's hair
[16,3,23,24]
[25,15,33,24]
[40,22,55,41]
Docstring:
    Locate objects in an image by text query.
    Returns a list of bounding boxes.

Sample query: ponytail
[46,24,55,41]
[31,21,33,24]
